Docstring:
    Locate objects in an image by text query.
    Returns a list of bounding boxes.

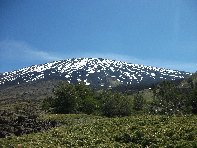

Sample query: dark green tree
[75,82,100,114]
[133,92,144,111]
[75,82,93,100]
[189,86,197,114]
[52,82,79,114]
[42,96,55,112]
[80,96,99,114]
[186,72,197,114]
[151,81,187,115]
[101,92,132,117]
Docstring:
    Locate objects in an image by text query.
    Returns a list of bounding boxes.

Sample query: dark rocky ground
[0,110,59,138]
[0,80,63,138]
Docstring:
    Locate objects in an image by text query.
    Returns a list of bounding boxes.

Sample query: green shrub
[42,81,100,114]
[52,82,79,114]
[151,81,190,115]
[42,96,55,112]
[101,92,132,117]
[80,96,99,114]
[75,82,100,114]
[133,92,144,111]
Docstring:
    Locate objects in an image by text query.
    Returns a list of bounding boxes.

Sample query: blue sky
[0,0,197,73]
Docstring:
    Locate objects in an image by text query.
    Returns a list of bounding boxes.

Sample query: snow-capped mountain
[0,58,191,88]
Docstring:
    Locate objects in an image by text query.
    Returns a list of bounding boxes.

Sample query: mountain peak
[0,58,191,88]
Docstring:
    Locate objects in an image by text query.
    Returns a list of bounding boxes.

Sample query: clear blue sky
[0,0,197,72]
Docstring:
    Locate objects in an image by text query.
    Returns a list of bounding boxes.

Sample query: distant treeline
[42,74,197,117]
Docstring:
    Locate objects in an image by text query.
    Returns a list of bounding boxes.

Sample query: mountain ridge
[0,58,191,89]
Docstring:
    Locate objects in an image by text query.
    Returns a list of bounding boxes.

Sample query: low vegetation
[0,114,197,147]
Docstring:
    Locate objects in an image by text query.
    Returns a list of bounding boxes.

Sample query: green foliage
[80,96,99,114]
[75,82,93,100]
[1,114,197,147]
[42,96,54,112]
[43,76,197,116]
[42,82,100,115]
[101,92,132,117]
[42,82,132,116]
[151,81,190,115]
[189,87,197,114]
[133,92,144,111]
[184,72,197,114]
[187,72,197,89]
[52,82,79,114]
[75,82,100,114]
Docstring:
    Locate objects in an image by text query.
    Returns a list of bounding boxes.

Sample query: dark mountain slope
[0,80,62,103]
[0,58,191,90]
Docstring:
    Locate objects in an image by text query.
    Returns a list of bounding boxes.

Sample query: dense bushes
[42,82,101,115]
[52,82,79,114]
[43,78,197,116]
[133,92,144,111]
[42,82,133,117]
[151,81,197,115]
[101,91,132,117]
